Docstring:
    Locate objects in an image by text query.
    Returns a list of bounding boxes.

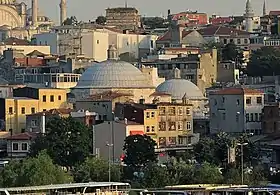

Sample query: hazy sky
[23,0,280,24]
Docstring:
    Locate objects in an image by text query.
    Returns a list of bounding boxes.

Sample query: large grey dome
[156,79,204,100]
[75,60,153,89]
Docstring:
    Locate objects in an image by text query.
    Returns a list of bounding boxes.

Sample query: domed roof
[0,0,15,4]
[75,60,153,89]
[156,79,204,100]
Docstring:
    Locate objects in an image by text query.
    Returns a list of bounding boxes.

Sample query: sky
[22,0,280,24]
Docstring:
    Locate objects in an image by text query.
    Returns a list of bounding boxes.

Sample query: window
[146,126,150,132]
[12,143,18,151]
[250,113,254,122]
[31,120,37,127]
[169,122,176,131]
[186,108,191,115]
[237,99,240,105]
[103,115,107,120]
[246,113,249,122]
[43,95,46,102]
[223,39,227,44]
[257,97,262,104]
[159,137,166,147]
[178,137,184,145]
[43,109,46,111]
[169,107,176,115]
[222,113,226,120]
[168,137,176,145]
[159,122,166,131]
[31,107,35,114]
[177,121,183,131]
[21,107,25,114]
[50,95,54,102]
[151,112,155,118]
[159,107,166,115]
[97,40,99,44]
[151,126,155,132]
[237,39,241,44]
[259,113,262,121]
[222,97,225,103]
[146,112,150,119]
[8,107,13,114]
[255,113,259,122]
[178,107,183,115]
[186,121,191,130]
[244,39,248,44]
[58,95,61,101]
[21,143,28,151]
[246,97,251,105]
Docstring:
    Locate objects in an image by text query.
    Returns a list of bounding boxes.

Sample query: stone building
[106,7,141,30]
[141,49,218,94]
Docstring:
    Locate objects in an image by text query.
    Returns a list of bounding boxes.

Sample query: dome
[156,79,204,100]
[0,0,15,4]
[75,60,153,89]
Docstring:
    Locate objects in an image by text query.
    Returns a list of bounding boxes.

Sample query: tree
[123,135,157,168]
[63,16,78,26]
[0,151,72,187]
[202,41,223,61]
[73,157,121,183]
[222,43,244,65]
[30,117,92,168]
[141,17,168,29]
[193,163,223,184]
[247,47,280,76]
[95,16,106,25]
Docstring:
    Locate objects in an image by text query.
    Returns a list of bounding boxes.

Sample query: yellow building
[143,109,159,142]
[0,97,39,133]
[0,85,70,133]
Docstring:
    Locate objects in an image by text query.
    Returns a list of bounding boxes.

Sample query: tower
[263,0,266,16]
[31,0,38,27]
[244,0,254,33]
[60,0,67,25]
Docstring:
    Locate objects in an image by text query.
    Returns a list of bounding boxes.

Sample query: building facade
[105,7,141,30]
[209,88,264,134]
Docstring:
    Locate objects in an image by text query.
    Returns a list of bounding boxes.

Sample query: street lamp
[106,143,113,182]
[237,142,248,184]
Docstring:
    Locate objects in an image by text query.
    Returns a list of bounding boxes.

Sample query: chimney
[60,0,67,25]
[107,44,118,60]
[32,0,38,27]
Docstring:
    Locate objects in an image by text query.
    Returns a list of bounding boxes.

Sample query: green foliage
[73,157,121,182]
[141,17,168,29]
[123,135,157,168]
[0,151,72,187]
[247,47,280,76]
[96,16,106,25]
[63,16,79,25]
[194,132,232,166]
[222,43,244,64]
[202,41,222,61]
[30,117,92,168]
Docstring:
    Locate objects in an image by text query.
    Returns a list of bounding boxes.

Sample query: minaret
[244,0,254,33]
[31,0,38,27]
[60,0,67,25]
[263,0,267,16]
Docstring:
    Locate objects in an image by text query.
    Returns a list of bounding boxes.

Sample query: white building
[209,87,264,134]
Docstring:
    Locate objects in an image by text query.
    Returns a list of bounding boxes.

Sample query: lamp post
[106,143,113,182]
[237,142,248,184]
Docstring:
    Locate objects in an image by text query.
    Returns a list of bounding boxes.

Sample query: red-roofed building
[6,132,38,159]
[209,17,233,25]
[209,87,264,134]
[171,11,208,26]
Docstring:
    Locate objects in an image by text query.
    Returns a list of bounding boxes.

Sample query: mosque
[73,45,208,115]
[0,0,66,40]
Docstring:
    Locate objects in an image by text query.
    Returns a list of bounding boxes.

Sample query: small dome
[156,79,204,100]
[75,60,152,89]
[0,0,15,4]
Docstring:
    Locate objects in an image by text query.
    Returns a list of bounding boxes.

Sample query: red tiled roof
[210,17,233,25]
[6,132,37,140]
[269,11,280,16]
[212,88,263,95]
[157,30,193,41]
[198,25,250,36]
